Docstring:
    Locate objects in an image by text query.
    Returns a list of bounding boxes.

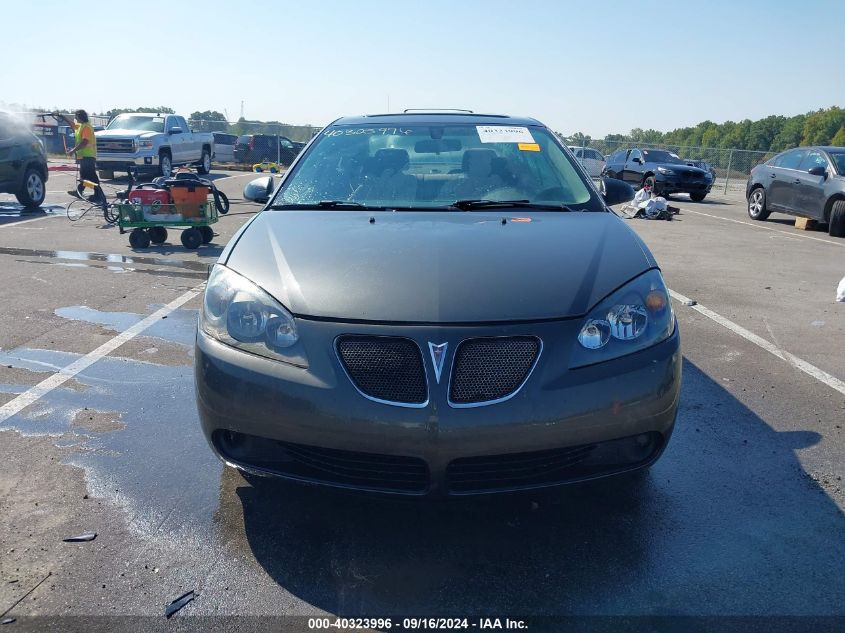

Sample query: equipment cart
[116,180,219,249]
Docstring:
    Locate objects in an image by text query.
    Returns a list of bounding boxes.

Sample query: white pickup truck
[95,113,214,178]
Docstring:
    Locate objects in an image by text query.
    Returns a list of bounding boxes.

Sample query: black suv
[233,134,305,165]
[0,114,48,208]
[605,148,713,201]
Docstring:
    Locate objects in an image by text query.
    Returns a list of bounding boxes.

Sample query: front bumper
[195,318,681,497]
[654,174,712,195]
[96,153,161,173]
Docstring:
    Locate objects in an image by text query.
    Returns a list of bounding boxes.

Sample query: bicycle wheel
[103,204,120,225]
[66,199,92,222]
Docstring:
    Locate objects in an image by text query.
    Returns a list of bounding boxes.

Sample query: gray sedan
[195,112,681,496]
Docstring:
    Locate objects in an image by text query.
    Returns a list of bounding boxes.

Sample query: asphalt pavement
[0,170,843,630]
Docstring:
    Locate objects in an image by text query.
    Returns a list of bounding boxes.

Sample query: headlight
[571,269,674,368]
[200,265,307,366]
[138,139,154,149]
[657,167,675,175]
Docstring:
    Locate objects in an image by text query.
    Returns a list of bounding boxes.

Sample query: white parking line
[0,215,61,229]
[684,208,844,247]
[669,289,845,396]
[0,286,204,424]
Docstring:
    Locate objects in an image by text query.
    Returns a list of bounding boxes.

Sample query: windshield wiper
[450,199,574,212]
[268,200,387,210]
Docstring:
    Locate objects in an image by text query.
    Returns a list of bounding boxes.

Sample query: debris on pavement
[62,532,97,543]
[165,590,196,618]
[1,617,15,625]
[684,300,698,306]
[837,275,845,302]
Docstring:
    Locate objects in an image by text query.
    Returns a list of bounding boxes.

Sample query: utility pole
[240,100,244,120]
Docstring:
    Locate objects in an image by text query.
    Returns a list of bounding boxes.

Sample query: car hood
[96,129,158,138]
[223,211,656,323]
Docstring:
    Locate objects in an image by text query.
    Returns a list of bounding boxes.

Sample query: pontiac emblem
[428,342,449,384]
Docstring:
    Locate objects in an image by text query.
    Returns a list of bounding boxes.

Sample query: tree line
[571,106,845,153]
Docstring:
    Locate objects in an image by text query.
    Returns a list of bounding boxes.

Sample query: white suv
[568,146,606,178]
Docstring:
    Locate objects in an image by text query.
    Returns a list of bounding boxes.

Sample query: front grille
[447,444,595,493]
[449,337,540,405]
[97,139,135,153]
[337,336,427,405]
[214,431,429,493]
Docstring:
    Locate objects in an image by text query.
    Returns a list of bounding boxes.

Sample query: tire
[158,152,172,178]
[689,191,707,202]
[197,148,211,175]
[181,227,202,249]
[215,190,229,214]
[747,186,770,220]
[129,228,150,249]
[148,226,168,244]
[829,199,845,238]
[15,168,46,208]
[199,226,214,244]
[66,199,89,222]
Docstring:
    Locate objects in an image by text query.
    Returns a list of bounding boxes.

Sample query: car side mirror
[169,128,183,135]
[243,176,275,204]
[632,157,642,165]
[602,177,635,207]
[808,166,826,177]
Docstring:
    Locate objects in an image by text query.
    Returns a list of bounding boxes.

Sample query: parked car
[233,134,305,166]
[568,146,606,177]
[95,113,215,178]
[212,132,237,163]
[195,111,681,497]
[683,157,716,181]
[746,146,845,237]
[605,147,713,201]
[0,113,48,208]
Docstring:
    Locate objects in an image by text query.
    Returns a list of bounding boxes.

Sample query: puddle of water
[0,246,210,271]
[0,203,66,216]
[55,305,198,346]
[0,344,223,541]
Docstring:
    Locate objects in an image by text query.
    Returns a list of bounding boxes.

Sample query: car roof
[332,112,543,126]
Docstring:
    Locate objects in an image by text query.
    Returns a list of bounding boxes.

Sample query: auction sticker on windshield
[476,126,535,144]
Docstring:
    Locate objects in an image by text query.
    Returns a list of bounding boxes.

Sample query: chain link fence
[560,135,774,195]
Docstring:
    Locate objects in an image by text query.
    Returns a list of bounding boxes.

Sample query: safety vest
[75,122,96,159]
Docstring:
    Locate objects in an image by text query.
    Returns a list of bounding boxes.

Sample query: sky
[1,0,843,137]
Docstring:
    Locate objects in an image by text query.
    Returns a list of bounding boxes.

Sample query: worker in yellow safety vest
[54,110,105,205]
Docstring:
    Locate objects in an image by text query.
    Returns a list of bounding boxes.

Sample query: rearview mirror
[243,176,275,204]
[414,139,462,153]
[602,177,635,207]
[808,166,826,177]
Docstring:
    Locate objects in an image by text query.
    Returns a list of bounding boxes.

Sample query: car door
[606,150,627,179]
[623,149,644,185]
[165,116,186,163]
[793,150,830,219]
[0,120,18,188]
[766,149,806,213]
[177,116,199,160]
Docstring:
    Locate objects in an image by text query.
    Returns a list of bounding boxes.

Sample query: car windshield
[106,115,165,133]
[642,149,684,164]
[829,152,845,174]
[274,124,596,210]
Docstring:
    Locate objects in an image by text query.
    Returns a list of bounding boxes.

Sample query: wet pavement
[0,174,843,628]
